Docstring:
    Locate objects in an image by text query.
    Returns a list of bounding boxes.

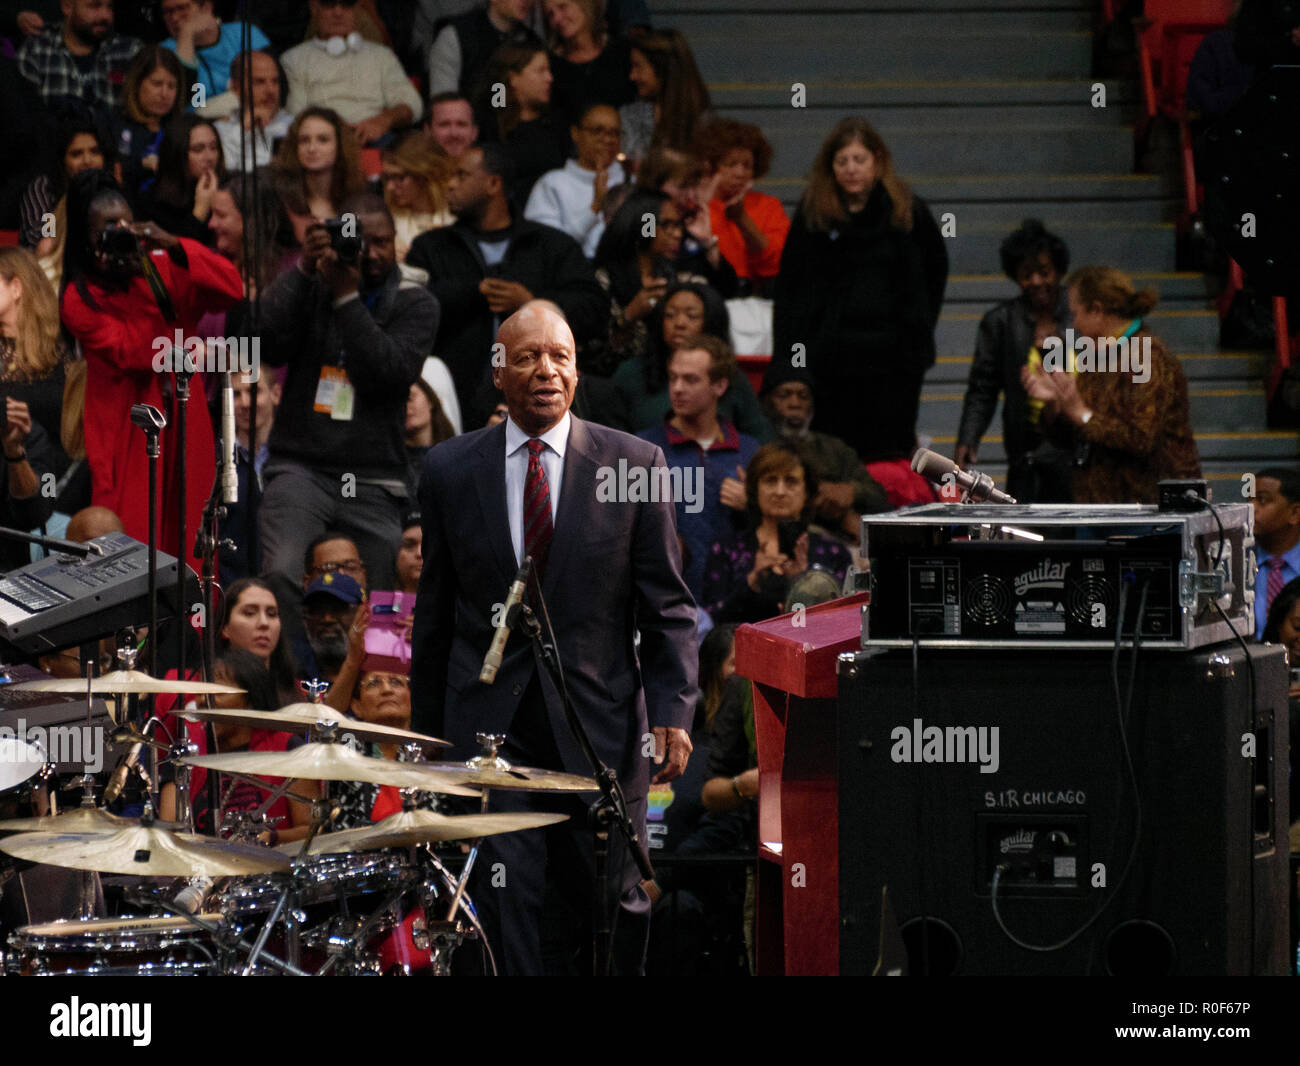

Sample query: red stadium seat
[1135,0,1233,121]
[0,231,19,247]
[361,147,382,178]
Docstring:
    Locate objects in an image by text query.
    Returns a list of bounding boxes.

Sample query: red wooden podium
[733,592,868,976]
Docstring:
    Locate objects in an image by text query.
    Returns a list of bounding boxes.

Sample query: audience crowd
[0,0,1290,975]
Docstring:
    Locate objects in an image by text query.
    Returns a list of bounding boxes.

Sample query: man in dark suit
[410,300,697,975]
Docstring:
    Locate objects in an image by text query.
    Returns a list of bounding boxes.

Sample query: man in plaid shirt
[16,0,141,120]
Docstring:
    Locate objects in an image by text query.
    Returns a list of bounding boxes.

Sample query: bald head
[66,506,126,543]
[493,301,579,436]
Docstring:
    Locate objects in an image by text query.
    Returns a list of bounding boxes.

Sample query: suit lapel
[543,416,598,596]
[473,422,517,583]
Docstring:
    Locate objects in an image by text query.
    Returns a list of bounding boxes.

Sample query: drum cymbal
[417,762,599,793]
[181,704,449,749]
[14,670,244,696]
[182,742,481,796]
[0,826,291,877]
[0,807,180,833]
[283,809,570,855]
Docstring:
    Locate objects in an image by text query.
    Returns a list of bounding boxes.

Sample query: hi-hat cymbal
[416,762,599,793]
[182,743,481,796]
[0,826,291,877]
[181,704,449,749]
[14,670,244,696]
[282,809,570,855]
[0,807,180,833]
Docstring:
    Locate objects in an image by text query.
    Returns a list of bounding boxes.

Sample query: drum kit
[0,652,597,976]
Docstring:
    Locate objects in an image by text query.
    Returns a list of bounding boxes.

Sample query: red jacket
[61,239,243,561]
[709,190,790,280]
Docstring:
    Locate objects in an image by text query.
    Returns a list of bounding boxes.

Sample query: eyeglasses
[381,171,413,184]
[361,674,410,691]
[309,559,365,576]
[579,125,621,139]
[658,218,684,232]
[318,0,359,7]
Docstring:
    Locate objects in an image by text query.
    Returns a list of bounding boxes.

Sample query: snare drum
[5,915,224,976]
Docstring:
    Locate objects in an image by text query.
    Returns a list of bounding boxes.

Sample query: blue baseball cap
[303,571,365,606]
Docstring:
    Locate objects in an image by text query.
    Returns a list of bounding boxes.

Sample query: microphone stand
[129,404,166,680]
[194,469,229,828]
[505,590,655,977]
[172,365,193,684]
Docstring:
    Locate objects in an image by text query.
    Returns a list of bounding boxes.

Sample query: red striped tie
[523,439,553,577]
[1265,555,1285,618]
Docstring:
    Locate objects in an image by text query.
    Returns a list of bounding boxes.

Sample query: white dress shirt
[505,413,570,566]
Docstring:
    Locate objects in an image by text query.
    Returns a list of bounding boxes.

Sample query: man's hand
[719,465,746,510]
[651,726,692,783]
[352,114,392,146]
[320,245,361,300]
[300,223,332,274]
[479,278,533,314]
[180,8,220,41]
[814,481,854,520]
[16,11,44,35]
[345,603,372,668]
[954,442,978,470]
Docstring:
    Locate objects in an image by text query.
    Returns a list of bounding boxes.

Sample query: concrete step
[937,221,1176,274]
[675,9,1091,36]
[692,30,1093,82]
[943,272,1210,305]
[710,79,1135,110]
[917,383,1267,435]
[763,124,1135,180]
[928,351,1268,384]
[762,172,1170,204]
[921,431,1300,465]
[933,309,1221,356]
[656,0,1089,10]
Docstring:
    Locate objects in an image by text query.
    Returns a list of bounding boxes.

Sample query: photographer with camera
[59,169,244,562]
[257,191,441,588]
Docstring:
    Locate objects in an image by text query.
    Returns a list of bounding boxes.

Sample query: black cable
[990,576,1148,953]
[912,634,927,976]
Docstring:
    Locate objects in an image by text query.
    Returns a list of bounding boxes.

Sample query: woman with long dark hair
[143,114,229,243]
[774,117,948,463]
[609,279,770,440]
[218,576,299,704]
[477,41,567,204]
[20,119,109,264]
[115,44,186,199]
[590,188,736,374]
[59,170,244,562]
[270,106,364,244]
[621,28,712,168]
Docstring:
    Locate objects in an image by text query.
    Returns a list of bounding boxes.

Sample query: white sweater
[523,158,626,258]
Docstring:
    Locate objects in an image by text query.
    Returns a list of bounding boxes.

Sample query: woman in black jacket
[773,117,947,463]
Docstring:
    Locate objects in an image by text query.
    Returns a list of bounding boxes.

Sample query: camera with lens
[323,217,364,264]
[95,225,140,258]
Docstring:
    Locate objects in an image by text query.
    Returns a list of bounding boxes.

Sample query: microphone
[173,876,213,914]
[479,558,532,684]
[912,448,1017,505]
[103,741,153,804]
[220,371,238,504]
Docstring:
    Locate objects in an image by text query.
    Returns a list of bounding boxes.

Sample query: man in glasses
[524,103,625,257]
[281,0,423,146]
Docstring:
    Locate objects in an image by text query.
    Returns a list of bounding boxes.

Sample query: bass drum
[5,914,224,976]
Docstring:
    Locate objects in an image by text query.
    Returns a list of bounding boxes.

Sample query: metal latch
[1178,558,1225,608]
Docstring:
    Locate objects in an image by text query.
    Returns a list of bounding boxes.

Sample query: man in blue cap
[299,569,365,687]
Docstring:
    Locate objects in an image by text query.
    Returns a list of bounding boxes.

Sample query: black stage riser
[837,642,1290,976]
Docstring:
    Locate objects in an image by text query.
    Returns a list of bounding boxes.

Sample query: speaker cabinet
[837,642,1290,975]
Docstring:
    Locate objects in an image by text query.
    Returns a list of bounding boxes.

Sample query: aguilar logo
[999,829,1036,855]
[1013,558,1068,596]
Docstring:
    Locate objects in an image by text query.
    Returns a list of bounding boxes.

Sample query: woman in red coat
[60,170,243,562]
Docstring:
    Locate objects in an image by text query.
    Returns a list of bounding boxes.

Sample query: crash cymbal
[282,809,570,855]
[417,761,599,793]
[181,704,449,749]
[0,826,291,877]
[14,670,244,696]
[0,807,180,833]
[182,742,481,796]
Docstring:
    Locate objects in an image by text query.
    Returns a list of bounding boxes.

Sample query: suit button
[512,684,522,695]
